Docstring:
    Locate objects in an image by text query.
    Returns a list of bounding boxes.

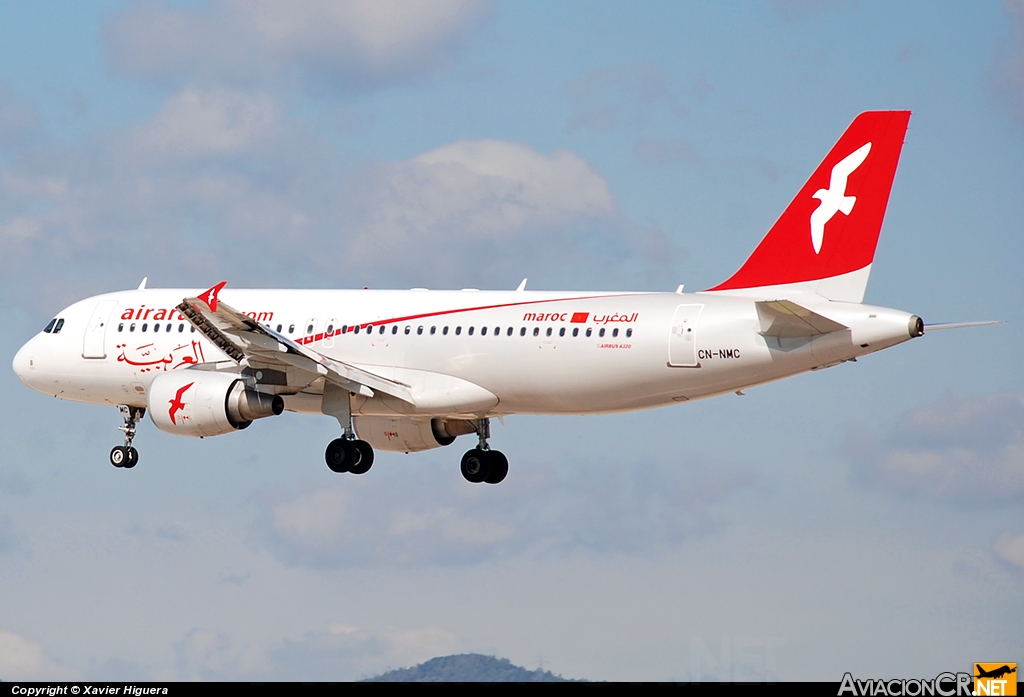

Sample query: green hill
[363,653,573,682]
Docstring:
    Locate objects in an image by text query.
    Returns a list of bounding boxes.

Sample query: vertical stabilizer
[706,111,910,302]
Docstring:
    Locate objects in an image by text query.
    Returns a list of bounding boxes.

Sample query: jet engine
[354,416,476,453]
[149,371,283,437]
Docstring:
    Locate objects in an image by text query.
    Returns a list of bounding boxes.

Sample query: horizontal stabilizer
[756,300,848,338]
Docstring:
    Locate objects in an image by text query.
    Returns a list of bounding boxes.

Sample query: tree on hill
[363,653,573,682]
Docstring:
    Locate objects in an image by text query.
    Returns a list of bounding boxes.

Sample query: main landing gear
[460,419,508,485]
[110,405,144,469]
[321,382,374,475]
[325,437,374,475]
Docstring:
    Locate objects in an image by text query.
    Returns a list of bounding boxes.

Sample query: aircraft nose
[12,340,35,386]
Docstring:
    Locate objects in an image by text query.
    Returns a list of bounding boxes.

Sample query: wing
[177,282,414,404]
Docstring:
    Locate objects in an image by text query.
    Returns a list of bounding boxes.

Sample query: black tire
[349,440,374,475]
[124,447,139,469]
[110,446,127,468]
[460,449,491,483]
[484,450,508,484]
[325,438,353,473]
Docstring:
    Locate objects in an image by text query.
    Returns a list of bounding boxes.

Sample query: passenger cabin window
[118,323,124,332]
[130,323,136,332]
[455,327,462,335]
[326,324,334,335]
[545,328,552,337]
[507,327,513,336]
[599,328,606,337]
[392,326,398,335]
[480,327,487,336]
[43,319,57,333]
[533,328,539,337]
[572,327,578,337]
[179,324,185,332]
[468,327,475,336]
[430,326,436,335]
[404,326,411,335]
[276,324,283,333]
[154,323,160,333]
[626,328,633,337]
[306,323,314,334]
[354,325,360,334]
[417,326,423,335]
[586,328,592,337]
[443,326,449,335]
[612,328,619,337]
[142,323,148,332]
[288,324,295,334]
[559,328,565,337]
[520,327,526,336]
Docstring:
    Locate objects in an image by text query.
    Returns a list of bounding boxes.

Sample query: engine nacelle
[354,416,476,453]
[149,371,284,437]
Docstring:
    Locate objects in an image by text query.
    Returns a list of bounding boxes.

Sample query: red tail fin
[708,111,910,301]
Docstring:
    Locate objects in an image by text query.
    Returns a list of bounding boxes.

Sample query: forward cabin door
[82,299,119,359]
[668,304,703,367]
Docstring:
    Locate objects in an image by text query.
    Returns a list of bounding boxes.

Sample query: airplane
[975,665,1017,680]
[11,111,989,484]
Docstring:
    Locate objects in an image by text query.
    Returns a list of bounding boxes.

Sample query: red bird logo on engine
[168,382,194,425]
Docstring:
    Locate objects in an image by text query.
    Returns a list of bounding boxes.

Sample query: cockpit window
[53,318,64,334]
[43,319,57,333]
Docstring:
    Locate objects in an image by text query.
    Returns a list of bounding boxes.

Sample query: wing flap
[177,284,413,404]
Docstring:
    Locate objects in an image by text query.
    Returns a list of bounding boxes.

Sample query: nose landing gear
[111,405,144,469]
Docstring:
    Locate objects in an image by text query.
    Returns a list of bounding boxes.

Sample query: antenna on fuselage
[138,277,148,290]
[516,278,528,292]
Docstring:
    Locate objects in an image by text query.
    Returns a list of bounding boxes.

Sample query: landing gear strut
[460,418,508,484]
[110,405,144,469]
[321,383,374,475]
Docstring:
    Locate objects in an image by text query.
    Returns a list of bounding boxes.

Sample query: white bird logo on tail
[810,142,871,254]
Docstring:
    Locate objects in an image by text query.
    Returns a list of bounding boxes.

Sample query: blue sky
[1,0,1022,681]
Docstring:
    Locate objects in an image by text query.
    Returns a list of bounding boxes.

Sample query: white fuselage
[12,287,918,419]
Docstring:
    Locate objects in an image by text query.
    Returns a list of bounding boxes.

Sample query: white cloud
[131,87,277,160]
[849,393,1024,505]
[0,88,41,148]
[0,629,80,680]
[106,0,490,91]
[255,457,752,569]
[993,0,1024,119]
[0,80,685,314]
[349,139,616,264]
[168,623,461,681]
[995,532,1024,570]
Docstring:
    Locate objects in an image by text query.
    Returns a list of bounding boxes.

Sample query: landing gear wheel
[110,446,127,468]
[124,447,139,469]
[349,440,374,475]
[461,448,492,483]
[325,438,354,473]
[484,450,508,484]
